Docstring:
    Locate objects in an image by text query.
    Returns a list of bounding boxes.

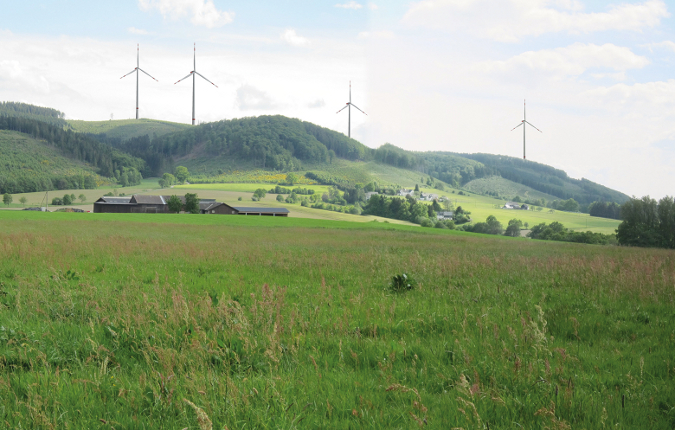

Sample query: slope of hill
[0,101,67,127]
[67,118,190,140]
[463,176,559,202]
[0,102,628,207]
[0,130,100,193]
[0,113,148,193]
[453,153,629,205]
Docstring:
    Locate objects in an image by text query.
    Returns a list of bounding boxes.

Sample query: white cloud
[281,29,310,47]
[358,30,394,39]
[335,1,363,9]
[368,3,379,10]
[477,43,649,78]
[403,0,669,42]
[128,27,149,35]
[138,0,234,28]
[644,40,675,52]
[308,99,326,108]
[235,84,278,110]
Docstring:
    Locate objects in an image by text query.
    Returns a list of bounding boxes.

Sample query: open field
[0,211,673,428]
[3,175,620,233]
[67,118,190,139]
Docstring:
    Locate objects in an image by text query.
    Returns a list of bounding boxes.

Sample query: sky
[1,0,674,199]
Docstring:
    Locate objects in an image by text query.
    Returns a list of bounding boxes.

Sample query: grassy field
[67,118,190,139]
[463,176,558,202]
[0,211,673,429]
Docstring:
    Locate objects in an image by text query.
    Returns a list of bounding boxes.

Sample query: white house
[398,189,413,197]
[436,211,454,220]
[503,202,521,209]
[365,192,379,201]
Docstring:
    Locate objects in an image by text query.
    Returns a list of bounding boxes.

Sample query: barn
[94,195,289,216]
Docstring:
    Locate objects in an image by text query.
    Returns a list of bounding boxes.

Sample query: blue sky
[1,0,674,199]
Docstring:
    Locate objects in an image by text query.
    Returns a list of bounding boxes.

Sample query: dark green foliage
[112,116,370,176]
[268,185,314,195]
[454,153,628,205]
[2,193,11,206]
[504,218,523,237]
[528,221,616,245]
[168,195,182,214]
[184,193,199,214]
[616,196,675,249]
[389,273,415,292]
[363,194,432,225]
[0,115,145,180]
[62,194,72,205]
[589,201,621,220]
[463,215,503,235]
[0,102,66,127]
[276,194,284,202]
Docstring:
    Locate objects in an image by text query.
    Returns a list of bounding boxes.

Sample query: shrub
[276,194,285,202]
[389,274,415,293]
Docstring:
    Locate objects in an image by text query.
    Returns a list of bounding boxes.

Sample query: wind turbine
[511,99,542,160]
[336,81,367,138]
[120,44,158,119]
[174,43,218,125]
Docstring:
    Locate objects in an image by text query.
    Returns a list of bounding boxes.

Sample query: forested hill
[450,153,630,204]
[101,114,629,205]
[104,115,371,176]
[0,109,148,194]
[0,102,67,128]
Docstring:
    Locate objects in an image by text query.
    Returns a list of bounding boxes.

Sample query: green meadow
[0,211,673,429]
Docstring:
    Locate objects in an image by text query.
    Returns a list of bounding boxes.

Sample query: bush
[276,194,285,202]
[389,274,415,293]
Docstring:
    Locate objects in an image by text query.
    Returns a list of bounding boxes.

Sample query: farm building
[94,195,289,216]
[436,211,454,220]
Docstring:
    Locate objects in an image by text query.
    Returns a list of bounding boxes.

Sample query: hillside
[0,111,148,194]
[463,176,559,202]
[93,115,626,205]
[453,153,630,205]
[0,103,630,207]
[67,118,190,140]
[0,130,100,193]
[0,101,67,127]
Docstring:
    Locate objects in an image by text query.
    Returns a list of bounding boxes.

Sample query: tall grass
[0,213,673,428]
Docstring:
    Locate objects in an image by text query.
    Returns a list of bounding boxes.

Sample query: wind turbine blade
[120,68,137,79]
[336,104,349,114]
[194,71,218,88]
[174,72,193,84]
[138,68,158,82]
[351,104,367,115]
[525,121,542,133]
[510,122,523,131]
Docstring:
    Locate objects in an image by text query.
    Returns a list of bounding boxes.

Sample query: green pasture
[0,211,673,429]
[173,182,332,194]
[67,118,189,139]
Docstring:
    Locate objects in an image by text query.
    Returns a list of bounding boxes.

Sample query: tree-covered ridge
[446,152,629,205]
[0,101,67,127]
[108,115,371,176]
[0,130,98,193]
[0,115,146,178]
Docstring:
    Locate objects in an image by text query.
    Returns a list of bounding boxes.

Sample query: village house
[503,202,529,210]
[365,191,379,201]
[436,211,454,220]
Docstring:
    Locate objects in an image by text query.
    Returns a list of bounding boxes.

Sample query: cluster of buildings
[502,202,529,210]
[93,195,289,216]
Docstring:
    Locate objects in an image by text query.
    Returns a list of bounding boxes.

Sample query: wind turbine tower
[511,100,542,160]
[120,44,158,119]
[175,43,218,125]
[336,81,367,138]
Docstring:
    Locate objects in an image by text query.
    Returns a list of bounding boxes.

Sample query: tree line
[616,196,675,249]
[0,115,146,186]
